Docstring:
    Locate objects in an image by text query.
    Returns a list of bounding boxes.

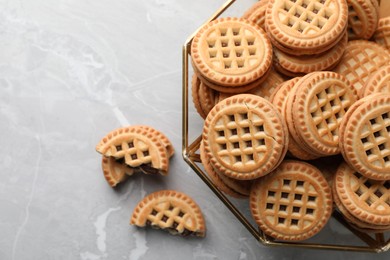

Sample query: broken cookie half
[130,190,206,237]
[96,125,174,187]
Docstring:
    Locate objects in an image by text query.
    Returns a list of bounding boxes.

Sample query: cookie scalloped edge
[203,94,287,180]
[130,190,206,237]
[265,0,348,50]
[191,17,272,87]
[250,160,333,241]
[342,94,390,180]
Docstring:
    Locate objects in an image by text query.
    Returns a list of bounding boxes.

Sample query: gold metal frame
[182,0,389,253]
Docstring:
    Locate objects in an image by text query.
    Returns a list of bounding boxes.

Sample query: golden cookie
[346,0,379,40]
[273,32,347,76]
[332,172,390,232]
[191,17,272,87]
[333,40,390,92]
[265,0,348,55]
[339,94,390,180]
[250,160,332,241]
[130,190,206,237]
[203,94,288,180]
[271,77,319,160]
[360,65,390,98]
[334,162,390,226]
[96,126,169,175]
[291,71,358,156]
[284,75,326,158]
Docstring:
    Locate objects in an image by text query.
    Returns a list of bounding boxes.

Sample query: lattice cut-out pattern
[113,137,152,167]
[309,85,352,141]
[145,201,191,232]
[278,0,333,35]
[213,112,267,165]
[206,25,259,70]
[352,172,390,210]
[264,178,319,229]
[337,44,388,91]
[360,112,390,168]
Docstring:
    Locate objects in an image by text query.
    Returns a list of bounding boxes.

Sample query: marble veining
[0,0,389,259]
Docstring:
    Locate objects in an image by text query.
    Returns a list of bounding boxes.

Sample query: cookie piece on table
[101,156,133,187]
[96,126,172,176]
[130,190,206,237]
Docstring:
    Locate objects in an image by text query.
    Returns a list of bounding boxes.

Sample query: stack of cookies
[333,163,390,233]
[266,0,349,76]
[191,17,273,94]
[189,0,390,241]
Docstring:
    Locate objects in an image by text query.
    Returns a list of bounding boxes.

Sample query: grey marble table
[0,0,389,259]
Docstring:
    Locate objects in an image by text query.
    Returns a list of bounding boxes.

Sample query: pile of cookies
[190,0,390,241]
[96,126,206,237]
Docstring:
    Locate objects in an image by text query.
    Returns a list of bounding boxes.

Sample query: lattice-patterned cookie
[360,65,390,98]
[250,160,332,241]
[284,75,326,158]
[346,0,379,40]
[332,172,390,232]
[203,94,288,180]
[265,0,348,55]
[191,17,272,87]
[242,0,269,30]
[333,40,390,92]
[101,156,133,187]
[334,162,390,226]
[271,77,319,160]
[290,71,358,156]
[373,17,390,52]
[273,32,347,76]
[96,126,170,175]
[130,190,206,237]
[200,141,251,198]
[339,94,390,180]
